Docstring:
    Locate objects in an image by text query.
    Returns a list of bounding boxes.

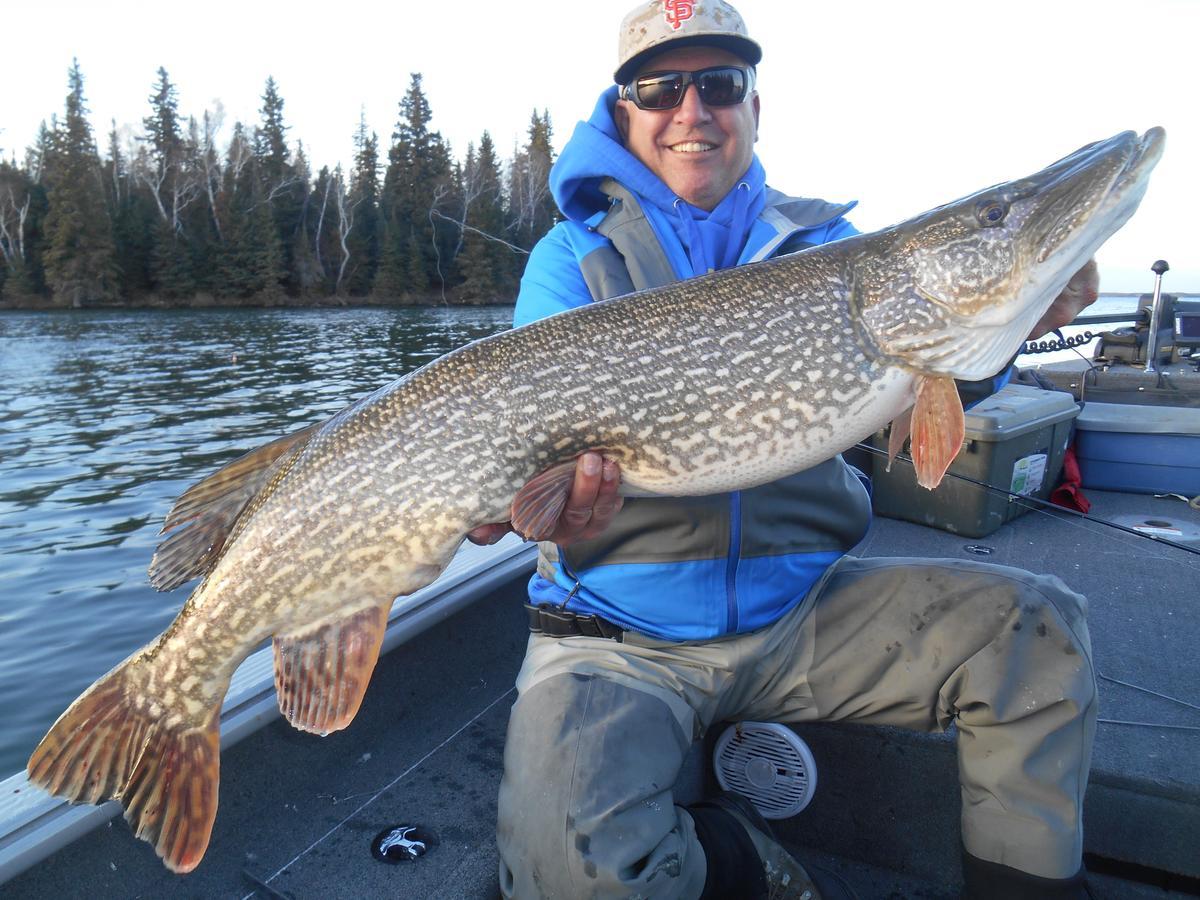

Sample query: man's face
[614,46,760,212]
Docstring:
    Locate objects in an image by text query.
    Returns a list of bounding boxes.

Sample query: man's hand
[1027,258,1100,340]
[466,451,624,548]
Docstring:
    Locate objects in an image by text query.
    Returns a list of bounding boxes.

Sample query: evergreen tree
[214,122,253,298]
[140,67,195,298]
[302,163,354,296]
[143,67,183,166]
[247,181,286,303]
[344,111,380,296]
[13,129,53,298]
[187,107,226,295]
[309,165,334,292]
[42,60,118,307]
[508,109,558,255]
[457,130,514,301]
[405,224,428,295]
[373,227,407,299]
[148,218,195,299]
[31,119,60,189]
[290,141,323,295]
[180,114,220,296]
[254,77,305,295]
[451,145,473,267]
[377,73,453,301]
[254,78,289,184]
[105,122,154,296]
[216,122,285,301]
[3,66,568,308]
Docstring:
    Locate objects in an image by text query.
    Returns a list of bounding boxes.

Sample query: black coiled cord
[1023,330,1097,354]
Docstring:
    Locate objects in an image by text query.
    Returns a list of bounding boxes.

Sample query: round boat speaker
[713,722,817,820]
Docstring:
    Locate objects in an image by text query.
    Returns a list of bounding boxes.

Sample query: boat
[1021,261,1200,410]
[1,267,1197,899]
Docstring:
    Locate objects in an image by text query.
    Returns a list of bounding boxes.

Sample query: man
[475,3,1099,898]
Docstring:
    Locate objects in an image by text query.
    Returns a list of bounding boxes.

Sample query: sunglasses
[622,65,754,111]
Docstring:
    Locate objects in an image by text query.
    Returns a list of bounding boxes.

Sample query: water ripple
[0,306,514,776]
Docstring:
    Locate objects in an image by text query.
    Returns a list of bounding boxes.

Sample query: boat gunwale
[0,536,536,887]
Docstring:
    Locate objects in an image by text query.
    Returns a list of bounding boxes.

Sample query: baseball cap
[615,1,763,85]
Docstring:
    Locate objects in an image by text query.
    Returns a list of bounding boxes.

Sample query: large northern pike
[28,128,1163,872]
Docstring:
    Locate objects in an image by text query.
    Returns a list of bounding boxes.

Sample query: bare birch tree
[199,106,225,241]
[331,165,356,294]
[0,182,30,268]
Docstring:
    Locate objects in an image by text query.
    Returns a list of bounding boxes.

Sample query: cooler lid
[963,383,1080,441]
[1076,402,1200,435]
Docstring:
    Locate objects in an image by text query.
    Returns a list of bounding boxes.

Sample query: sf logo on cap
[664,0,695,30]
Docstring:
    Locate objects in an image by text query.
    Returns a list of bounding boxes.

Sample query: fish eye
[977,200,1009,227]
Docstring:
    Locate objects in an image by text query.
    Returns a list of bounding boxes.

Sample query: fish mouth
[1029,127,1164,267]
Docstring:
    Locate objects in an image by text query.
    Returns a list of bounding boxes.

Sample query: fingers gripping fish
[27,128,1164,872]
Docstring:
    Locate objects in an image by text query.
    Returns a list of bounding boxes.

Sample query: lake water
[0,306,515,777]
[0,296,1143,778]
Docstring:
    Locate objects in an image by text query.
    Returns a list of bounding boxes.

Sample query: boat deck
[4,481,1197,899]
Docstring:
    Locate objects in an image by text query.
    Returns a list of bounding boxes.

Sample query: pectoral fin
[886,406,914,473]
[273,602,390,736]
[909,375,965,490]
[509,459,579,541]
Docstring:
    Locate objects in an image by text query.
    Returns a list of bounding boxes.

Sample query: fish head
[853,127,1165,381]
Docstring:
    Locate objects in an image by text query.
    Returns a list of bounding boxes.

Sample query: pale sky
[4,0,1197,293]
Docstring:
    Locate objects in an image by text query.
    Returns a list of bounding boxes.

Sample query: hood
[550,86,766,277]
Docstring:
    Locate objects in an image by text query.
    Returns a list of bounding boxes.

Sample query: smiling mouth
[669,141,717,153]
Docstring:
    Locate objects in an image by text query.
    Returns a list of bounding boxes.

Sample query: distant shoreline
[0,292,518,312]
[1103,291,1198,298]
[2,291,1195,313]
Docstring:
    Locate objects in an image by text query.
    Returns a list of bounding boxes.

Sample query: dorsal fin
[148,422,321,591]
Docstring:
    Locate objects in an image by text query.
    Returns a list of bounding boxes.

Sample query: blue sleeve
[957,363,1014,409]
[513,223,593,328]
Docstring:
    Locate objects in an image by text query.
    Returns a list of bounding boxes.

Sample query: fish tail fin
[27,658,222,873]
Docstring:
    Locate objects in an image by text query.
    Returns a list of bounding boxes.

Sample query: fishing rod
[852,441,1200,559]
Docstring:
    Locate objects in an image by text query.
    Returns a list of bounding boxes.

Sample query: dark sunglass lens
[696,68,745,106]
[636,74,684,109]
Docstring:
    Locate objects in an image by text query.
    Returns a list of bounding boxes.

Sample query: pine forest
[0,62,560,309]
